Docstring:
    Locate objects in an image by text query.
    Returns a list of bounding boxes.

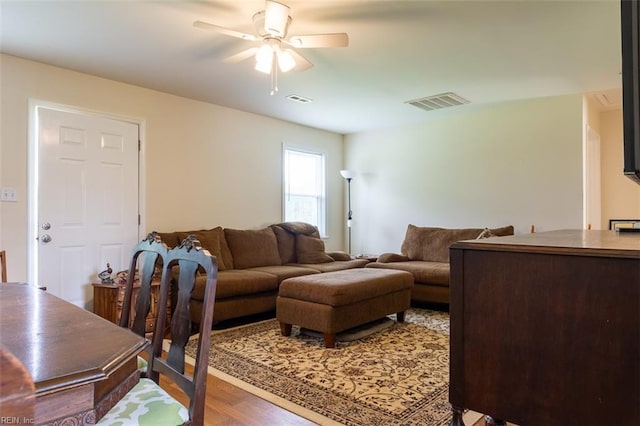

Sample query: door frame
[27,99,146,286]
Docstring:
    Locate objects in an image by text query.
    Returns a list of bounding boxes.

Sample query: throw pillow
[192,228,230,271]
[327,251,351,261]
[175,227,228,271]
[295,234,334,264]
[156,232,181,248]
[489,225,515,236]
[224,227,282,269]
[476,228,496,239]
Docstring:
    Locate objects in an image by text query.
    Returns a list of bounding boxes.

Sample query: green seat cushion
[137,355,148,373]
[97,378,189,426]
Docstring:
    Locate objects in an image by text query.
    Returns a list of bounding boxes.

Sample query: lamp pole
[340,170,356,255]
[346,177,352,254]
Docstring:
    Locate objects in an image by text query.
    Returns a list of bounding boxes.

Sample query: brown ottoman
[276,268,414,348]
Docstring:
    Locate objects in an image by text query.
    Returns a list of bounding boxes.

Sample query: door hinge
[138,140,141,151]
[138,214,141,225]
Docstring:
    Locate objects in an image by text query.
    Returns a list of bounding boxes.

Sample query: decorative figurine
[98,263,114,284]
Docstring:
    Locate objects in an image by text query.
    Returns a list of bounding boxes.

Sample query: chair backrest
[148,235,218,426]
[119,232,169,337]
[0,250,6,282]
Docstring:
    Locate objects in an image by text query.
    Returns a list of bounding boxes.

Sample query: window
[283,147,326,236]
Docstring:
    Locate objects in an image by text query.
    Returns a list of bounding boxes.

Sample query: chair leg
[397,311,406,322]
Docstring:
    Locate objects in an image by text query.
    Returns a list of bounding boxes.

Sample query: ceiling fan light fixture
[277,49,295,72]
[255,44,274,74]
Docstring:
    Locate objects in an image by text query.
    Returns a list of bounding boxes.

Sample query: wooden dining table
[0,283,148,425]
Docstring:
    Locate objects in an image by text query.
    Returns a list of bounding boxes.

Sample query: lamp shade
[340,170,356,179]
[255,44,274,74]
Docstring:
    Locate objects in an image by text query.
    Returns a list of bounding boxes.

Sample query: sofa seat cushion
[224,227,281,269]
[191,269,278,301]
[293,259,369,272]
[367,261,450,286]
[248,265,319,283]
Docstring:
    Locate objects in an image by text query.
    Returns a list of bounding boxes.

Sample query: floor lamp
[340,170,356,254]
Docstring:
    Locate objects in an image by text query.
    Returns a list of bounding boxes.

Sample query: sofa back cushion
[224,227,282,269]
[401,224,514,262]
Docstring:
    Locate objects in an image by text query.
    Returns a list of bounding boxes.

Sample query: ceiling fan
[194,0,349,95]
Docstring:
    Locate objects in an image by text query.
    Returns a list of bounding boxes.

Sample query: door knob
[40,234,52,243]
[41,222,51,230]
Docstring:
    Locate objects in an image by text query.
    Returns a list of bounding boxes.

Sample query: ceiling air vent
[286,94,313,104]
[406,92,470,111]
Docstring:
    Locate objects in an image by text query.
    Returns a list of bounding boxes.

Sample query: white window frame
[282,145,327,237]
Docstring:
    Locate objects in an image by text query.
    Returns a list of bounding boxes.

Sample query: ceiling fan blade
[264,0,290,37]
[287,49,313,71]
[223,47,260,63]
[193,20,258,42]
[285,33,349,48]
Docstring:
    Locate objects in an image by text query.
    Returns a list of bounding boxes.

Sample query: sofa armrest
[327,251,352,261]
[377,253,410,263]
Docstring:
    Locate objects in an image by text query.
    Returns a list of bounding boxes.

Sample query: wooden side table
[92,280,170,338]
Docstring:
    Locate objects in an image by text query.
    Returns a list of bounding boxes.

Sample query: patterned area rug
[184,309,463,425]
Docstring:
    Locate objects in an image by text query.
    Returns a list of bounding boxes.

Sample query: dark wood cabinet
[93,279,170,337]
[449,230,640,426]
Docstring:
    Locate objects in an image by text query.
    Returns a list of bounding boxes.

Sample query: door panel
[37,107,139,307]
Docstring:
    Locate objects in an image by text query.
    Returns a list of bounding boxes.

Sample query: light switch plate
[0,187,17,202]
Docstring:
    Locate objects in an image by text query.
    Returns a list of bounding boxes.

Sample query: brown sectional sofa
[366,224,514,304]
[158,222,369,325]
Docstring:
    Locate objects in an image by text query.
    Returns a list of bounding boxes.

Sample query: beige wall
[344,96,585,255]
[0,54,345,282]
[600,109,640,226]
[3,54,635,282]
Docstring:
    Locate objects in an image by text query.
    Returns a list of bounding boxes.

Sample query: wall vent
[406,92,470,111]
[593,91,623,108]
[286,94,313,104]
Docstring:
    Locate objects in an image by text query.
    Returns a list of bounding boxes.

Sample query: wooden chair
[98,235,218,426]
[0,250,7,282]
[118,232,169,338]
[114,232,169,376]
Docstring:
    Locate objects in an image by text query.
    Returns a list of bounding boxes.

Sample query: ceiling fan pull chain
[270,55,278,95]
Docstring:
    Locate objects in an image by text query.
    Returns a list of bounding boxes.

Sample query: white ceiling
[0,0,622,135]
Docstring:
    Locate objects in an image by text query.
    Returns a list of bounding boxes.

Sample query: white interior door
[36,107,139,307]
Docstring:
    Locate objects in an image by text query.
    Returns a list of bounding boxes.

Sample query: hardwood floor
[160,362,316,426]
[159,362,514,426]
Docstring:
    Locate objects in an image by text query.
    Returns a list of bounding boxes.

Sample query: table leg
[484,415,506,426]
[397,311,406,322]
[450,405,465,426]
